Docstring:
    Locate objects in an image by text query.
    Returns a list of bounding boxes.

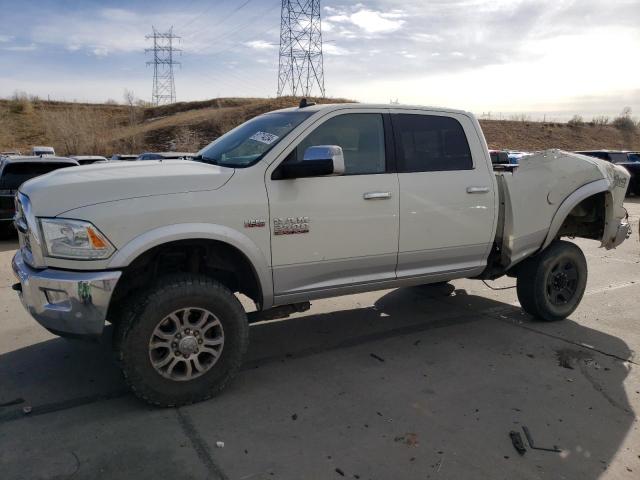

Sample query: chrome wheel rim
[148,308,225,381]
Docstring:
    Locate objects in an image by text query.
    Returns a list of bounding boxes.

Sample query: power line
[145,27,181,105]
[181,0,257,40]
[277,0,325,97]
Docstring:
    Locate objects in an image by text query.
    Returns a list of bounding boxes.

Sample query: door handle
[466,186,490,194]
[363,191,392,200]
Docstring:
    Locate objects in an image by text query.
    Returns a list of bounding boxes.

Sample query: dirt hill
[1,96,639,156]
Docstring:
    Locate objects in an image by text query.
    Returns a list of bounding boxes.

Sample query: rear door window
[392,114,473,172]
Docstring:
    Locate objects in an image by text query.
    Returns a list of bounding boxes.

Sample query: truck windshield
[194,111,312,168]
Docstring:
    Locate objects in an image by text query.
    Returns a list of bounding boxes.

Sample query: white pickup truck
[11,102,631,406]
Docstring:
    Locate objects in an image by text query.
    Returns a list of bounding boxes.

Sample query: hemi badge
[244,219,266,228]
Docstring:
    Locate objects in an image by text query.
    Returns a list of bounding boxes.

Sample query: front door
[267,110,400,301]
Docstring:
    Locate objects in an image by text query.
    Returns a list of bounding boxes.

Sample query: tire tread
[113,274,248,407]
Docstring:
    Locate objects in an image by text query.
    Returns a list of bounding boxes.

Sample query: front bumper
[12,249,121,338]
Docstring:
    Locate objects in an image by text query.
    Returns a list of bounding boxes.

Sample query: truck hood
[20,160,235,217]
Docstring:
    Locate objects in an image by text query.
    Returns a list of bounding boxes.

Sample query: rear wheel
[114,274,249,406]
[516,240,587,322]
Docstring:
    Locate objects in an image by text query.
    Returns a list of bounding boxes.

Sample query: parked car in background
[507,150,532,164]
[110,154,139,161]
[137,151,194,161]
[71,155,109,165]
[0,155,78,238]
[489,149,509,164]
[576,150,640,195]
[31,146,56,157]
[1,151,22,157]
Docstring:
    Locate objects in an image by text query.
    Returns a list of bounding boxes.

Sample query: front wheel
[516,240,587,322]
[114,274,249,407]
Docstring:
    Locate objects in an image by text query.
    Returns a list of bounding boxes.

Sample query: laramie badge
[273,217,310,235]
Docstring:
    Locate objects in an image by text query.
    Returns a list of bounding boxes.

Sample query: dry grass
[1,97,640,155]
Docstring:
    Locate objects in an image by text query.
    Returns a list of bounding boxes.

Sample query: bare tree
[123,89,139,126]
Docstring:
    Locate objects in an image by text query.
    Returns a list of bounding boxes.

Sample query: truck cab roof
[271,102,472,117]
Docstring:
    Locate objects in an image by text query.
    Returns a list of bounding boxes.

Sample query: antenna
[277,0,325,98]
[145,27,181,105]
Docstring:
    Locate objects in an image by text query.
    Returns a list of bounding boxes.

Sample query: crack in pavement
[0,388,129,423]
[176,408,229,480]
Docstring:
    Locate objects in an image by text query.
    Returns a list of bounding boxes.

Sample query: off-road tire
[516,240,587,322]
[114,274,249,407]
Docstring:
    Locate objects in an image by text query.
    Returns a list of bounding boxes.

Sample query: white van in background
[31,146,55,156]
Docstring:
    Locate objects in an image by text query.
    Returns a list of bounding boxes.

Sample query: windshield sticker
[250,131,279,145]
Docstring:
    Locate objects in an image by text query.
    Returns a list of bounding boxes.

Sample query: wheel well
[107,239,262,323]
[556,192,607,241]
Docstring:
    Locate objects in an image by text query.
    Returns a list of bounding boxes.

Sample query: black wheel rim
[545,259,579,305]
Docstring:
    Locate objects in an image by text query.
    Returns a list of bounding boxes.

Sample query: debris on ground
[522,426,561,453]
[393,432,419,447]
[509,431,526,455]
[370,353,385,363]
[22,405,32,415]
[215,441,225,448]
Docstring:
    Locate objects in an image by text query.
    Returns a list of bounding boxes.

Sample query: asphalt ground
[0,199,638,479]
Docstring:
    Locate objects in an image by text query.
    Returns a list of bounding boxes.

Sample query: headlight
[40,218,115,260]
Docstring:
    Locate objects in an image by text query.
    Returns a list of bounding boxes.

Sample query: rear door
[391,111,496,279]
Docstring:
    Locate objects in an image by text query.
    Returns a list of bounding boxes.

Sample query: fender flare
[107,223,274,308]
[541,178,610,251]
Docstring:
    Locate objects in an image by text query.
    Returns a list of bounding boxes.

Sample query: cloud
[324,6,406,36]
[0,35,14,43]
[351,9,406,33]
[400,51,417,59]
[245,40,276,51]
[92,46,109,57]
[2,43,37,52]
[412,33,443,43]
[323,43,351,56]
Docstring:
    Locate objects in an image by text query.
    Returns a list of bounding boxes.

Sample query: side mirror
[281,145,345,179]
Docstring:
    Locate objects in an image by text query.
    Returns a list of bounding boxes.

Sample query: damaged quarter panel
[498,150,629,267]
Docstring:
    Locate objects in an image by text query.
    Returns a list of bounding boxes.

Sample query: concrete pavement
[0,199,638,479]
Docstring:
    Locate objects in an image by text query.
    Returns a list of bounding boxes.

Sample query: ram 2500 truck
[11,103,632,406]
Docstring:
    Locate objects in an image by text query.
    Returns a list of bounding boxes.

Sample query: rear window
[609,153,629,163]
[392,114,473,172]
[0,162,74,190]
[581,152,610,161]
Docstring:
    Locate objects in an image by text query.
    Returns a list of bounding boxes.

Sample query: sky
[0,0,638,120]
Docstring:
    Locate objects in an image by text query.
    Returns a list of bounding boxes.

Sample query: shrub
[567,115,584,127]
[591,115,609,126]
[9,91,34,114]
[42,105,117,155]
[612,107,636,132]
